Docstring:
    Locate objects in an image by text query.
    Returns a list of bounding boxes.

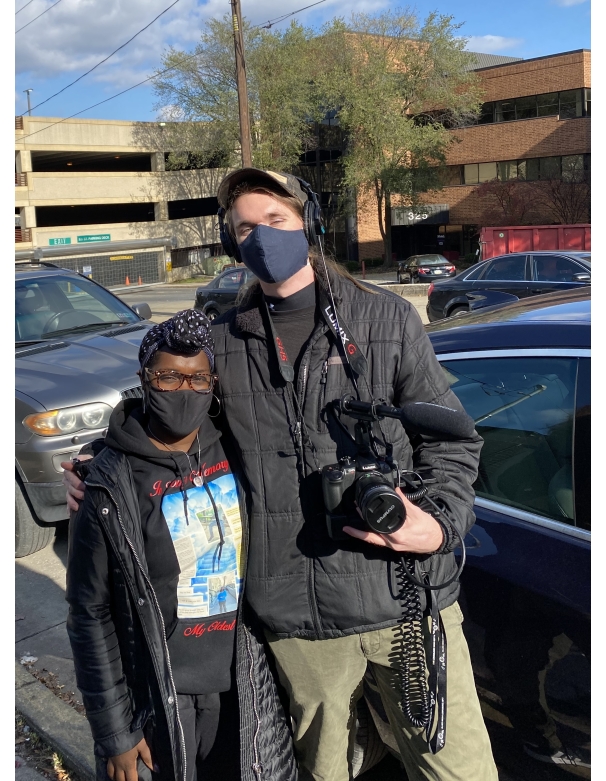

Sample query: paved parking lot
[116,279,430,325]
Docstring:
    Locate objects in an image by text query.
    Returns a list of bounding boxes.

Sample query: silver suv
[16,262,153,557]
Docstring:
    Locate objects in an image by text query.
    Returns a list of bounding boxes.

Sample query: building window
[540,157,561,180]
[464,164,479,185]
[497,160,519,181]
[537,92,559,117]
[478,102,494,124]
[440,166,463,186]
[478,162,498,182]
[561,155,585,182]
[495,99,516,123]
[515,95,537,120]
[470,89,585,126]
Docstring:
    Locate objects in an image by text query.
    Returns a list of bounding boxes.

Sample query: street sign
[77,234,111,243]
[82,265,92,274]
[48,237,71,246]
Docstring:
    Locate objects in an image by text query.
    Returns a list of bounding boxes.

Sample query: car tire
[205,309,220,322]
[15,479,54,558]
[448,305,468,317]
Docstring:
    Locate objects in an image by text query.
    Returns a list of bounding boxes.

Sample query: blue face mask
[238,225,309,284]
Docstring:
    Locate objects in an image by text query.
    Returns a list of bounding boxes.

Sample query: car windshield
[15,274,140,342]
[417,255,449,266]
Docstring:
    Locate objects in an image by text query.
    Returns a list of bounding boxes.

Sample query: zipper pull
[320,360,328,384]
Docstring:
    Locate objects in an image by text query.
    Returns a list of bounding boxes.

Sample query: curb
[380,283,429,297]
[15,662,95,781]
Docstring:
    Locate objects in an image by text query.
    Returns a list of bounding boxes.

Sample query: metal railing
[15,172,27,187]
[15,228,32,243]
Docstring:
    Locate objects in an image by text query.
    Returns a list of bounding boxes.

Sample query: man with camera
[65,168,497,781]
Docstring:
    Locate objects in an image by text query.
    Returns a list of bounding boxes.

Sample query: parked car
[397,254,457,284]
[15,262,153,557]
[426,250,591,322]
[364,288,590,777]
[194,266,256,320]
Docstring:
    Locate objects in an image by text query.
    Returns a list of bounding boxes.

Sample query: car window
[441,356,578,525]
[15,275,139,341]
[463,263,487,280]
[482,256,527,281]
[418,256,449,266]
[533,255,588,282]
[217,270,245,289]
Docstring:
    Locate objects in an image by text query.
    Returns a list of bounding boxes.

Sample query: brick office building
[355,49,591,262]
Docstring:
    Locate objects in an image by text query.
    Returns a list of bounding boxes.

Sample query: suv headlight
[24,403,113,437]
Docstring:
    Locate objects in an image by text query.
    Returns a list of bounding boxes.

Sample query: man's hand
[343,487,444,553]
[60,456,91,512]
[107,737,153,781]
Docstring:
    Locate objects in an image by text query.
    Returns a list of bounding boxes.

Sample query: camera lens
[356,474,405,534]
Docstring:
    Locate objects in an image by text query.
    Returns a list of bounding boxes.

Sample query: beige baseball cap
[217,168,308,210]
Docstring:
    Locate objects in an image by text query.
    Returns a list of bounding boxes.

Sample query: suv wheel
[15,479,54,558]
[205,308,220,321]
[449,305,468,317]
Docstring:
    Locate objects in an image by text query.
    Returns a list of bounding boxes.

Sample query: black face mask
[146,386,213,439]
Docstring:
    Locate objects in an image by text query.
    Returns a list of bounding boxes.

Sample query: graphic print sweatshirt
[105,401,244,694]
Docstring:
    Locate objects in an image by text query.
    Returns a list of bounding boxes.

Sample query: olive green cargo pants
[265,602,498,781]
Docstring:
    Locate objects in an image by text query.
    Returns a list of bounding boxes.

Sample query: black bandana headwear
[138,309,215,371]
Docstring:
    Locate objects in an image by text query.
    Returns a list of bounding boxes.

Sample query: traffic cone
[138,275,142,285]
[125,275,130,285]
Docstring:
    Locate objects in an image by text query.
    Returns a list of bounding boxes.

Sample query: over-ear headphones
[217,175,325,262]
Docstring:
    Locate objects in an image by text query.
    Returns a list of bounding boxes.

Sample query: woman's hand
[60,456,91,512]
[343,488,444,554]
[107,737,153,781]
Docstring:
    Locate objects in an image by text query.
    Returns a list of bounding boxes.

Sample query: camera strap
[317,289,368,379]
[425,584,447,754]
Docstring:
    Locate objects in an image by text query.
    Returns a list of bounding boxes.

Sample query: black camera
[322,454,404,539]
[321,395,476,541]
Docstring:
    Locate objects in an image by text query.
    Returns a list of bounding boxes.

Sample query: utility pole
[230,0,252,168]
[24,88,33,116]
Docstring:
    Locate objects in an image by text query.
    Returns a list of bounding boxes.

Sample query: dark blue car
[357,289,590,779]
[428,288,590,776]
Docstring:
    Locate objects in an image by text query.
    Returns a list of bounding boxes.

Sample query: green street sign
[48,237,71,246]
[77,234,111,243]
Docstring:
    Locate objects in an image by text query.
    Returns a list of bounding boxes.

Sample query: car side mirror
[130,302,152,320]
[572,272,590,282]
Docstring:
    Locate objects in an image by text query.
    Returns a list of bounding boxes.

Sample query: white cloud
[465,35,523,53]
[553,0,588,5]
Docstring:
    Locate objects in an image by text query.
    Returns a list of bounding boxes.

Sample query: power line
[28,0,182,113]
[15,0,35,15]
[16,0,331,140]
[16,0,63,33]
[16,60,190,143]
[252,0,329,29]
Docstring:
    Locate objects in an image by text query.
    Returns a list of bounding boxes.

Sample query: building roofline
[474,48,590,72]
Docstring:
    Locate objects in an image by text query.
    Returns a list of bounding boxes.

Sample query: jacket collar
[233,263,345,335]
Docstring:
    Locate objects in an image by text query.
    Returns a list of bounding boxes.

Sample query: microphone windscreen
[399,402,476,440]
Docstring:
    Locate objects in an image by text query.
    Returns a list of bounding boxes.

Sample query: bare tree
[530,157,590,224]
[474,177,537,226]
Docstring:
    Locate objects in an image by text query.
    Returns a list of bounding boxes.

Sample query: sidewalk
[16,663,95,781]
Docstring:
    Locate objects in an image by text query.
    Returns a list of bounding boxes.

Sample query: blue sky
[14,0,591,122]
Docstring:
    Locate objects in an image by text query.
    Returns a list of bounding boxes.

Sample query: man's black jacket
[211,267,484,639]
[65,439,297,781]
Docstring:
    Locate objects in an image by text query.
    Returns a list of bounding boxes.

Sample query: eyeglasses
[143,368,217,393]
